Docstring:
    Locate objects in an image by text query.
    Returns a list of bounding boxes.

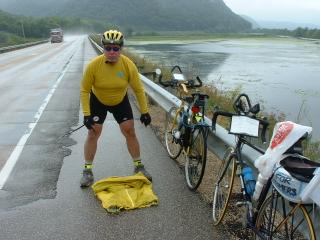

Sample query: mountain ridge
[0,0,251,32]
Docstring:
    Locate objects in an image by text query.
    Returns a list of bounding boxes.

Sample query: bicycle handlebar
[158,65,202,89]
[233,93,252,114]
[159,75,203,89]
[212,110,269,143]
[171,65,183,73]
[211,111,234,131]
[195,76,203,88]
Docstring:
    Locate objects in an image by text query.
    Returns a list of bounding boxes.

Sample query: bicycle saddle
[191,93,209,107]
[280,154,320,183]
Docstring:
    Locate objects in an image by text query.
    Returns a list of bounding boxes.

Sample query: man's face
[103,44,121,63]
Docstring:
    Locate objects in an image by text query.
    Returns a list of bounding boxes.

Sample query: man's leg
[120,120,152,181]
[84,124,103,162]
[119,120,140,158]
[80,124,103,187]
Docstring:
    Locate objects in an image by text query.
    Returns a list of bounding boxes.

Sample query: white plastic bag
[253,121,312,200]
[254,121,312,179]
[300,168,320,207]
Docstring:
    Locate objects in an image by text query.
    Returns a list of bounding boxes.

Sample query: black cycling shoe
[134,165,152,182]
[80,169,94,188]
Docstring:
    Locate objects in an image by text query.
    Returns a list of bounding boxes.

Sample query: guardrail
[0,39,49,54]
[88,36,261,162]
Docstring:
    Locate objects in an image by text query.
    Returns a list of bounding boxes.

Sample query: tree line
[0,9,106,47]
[253,27,320,39]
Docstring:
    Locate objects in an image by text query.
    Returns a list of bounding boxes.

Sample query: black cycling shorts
[90,93,133,124]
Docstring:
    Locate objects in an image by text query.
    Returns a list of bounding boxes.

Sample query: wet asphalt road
[0,36,228,239]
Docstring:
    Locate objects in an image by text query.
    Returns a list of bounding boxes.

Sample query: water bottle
[174,130,181,139]
[174,115,184,139]
[252,173,268,200]
[242,166,256,196]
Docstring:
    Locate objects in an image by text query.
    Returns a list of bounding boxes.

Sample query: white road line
[0,52,75,189]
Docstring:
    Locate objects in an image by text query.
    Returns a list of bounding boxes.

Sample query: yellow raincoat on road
[92,173,158,213]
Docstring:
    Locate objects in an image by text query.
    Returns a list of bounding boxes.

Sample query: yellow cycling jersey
[92,173,158,213]
[80,54,148,116]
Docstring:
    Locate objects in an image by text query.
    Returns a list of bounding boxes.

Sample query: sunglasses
[104,46,121,52]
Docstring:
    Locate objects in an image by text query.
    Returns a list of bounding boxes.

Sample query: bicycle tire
[165,107,182,159]
[212,147,237,225]
[185,126,207,190]
[255,189,316,240]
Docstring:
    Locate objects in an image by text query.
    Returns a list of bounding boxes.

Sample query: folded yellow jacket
[92,173,158,213]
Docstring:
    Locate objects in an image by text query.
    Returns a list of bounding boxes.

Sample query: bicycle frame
[170,98,209,155]
[159,65,209,190]
[232,136,267,214]
[167,82,209,151]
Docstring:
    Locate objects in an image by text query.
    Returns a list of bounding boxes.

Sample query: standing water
[127,38,320,140]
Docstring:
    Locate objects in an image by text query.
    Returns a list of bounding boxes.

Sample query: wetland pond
[127,38,320,140]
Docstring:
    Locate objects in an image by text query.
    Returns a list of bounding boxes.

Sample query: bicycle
[156,66,210,190]
[211,93,319,239]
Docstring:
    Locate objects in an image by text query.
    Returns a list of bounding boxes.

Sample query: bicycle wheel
[255,189,316,240]
[185,126,207,190]
[165,106,182,159]
[212,147,237,225]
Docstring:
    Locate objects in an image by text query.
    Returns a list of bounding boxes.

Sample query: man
[80,29,152,187]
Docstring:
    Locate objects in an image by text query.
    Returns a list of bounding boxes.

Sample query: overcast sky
[224,0,320,25]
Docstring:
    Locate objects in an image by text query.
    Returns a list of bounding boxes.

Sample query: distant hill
[240,15,260,29]
[0,0,251,32]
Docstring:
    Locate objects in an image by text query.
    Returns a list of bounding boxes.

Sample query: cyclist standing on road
[79,29,152,187]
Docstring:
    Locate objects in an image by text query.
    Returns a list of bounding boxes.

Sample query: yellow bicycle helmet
[101,29,124,46]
